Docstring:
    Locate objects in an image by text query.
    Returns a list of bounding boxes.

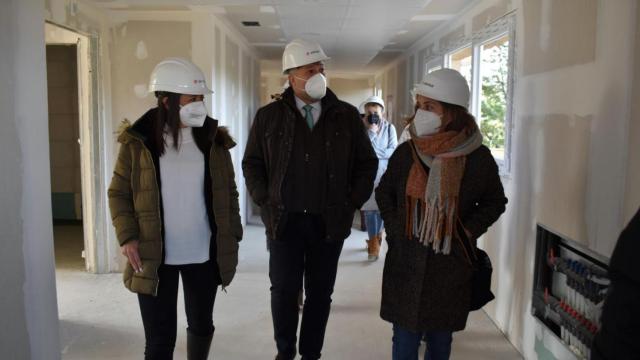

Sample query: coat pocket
[323,201,355,240]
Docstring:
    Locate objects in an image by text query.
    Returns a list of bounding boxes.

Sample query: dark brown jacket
[108,108,242,295]
[242,87,378,242]
[376,141,507,331]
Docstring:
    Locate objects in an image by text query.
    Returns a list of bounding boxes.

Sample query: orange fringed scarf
[405,121,483,254]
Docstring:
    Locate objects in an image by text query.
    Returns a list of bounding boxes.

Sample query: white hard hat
[412,68,469,109]
[282,39,330,74]
[361,95,385,112]
[148,57,213,95]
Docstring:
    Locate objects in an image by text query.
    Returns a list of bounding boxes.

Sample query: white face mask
[413,109,442,136]
[179,101,207,127]
[295,73,327,100]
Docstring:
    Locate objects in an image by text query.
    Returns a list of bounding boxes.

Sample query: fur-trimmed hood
[117,107,236,150]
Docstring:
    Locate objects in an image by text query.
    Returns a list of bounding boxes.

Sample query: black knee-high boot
[187,330,213,360]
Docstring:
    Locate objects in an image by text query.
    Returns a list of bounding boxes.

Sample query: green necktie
[303,104,314,129]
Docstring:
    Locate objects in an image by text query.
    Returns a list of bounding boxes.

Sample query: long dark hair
[441,102,476,134]
[153,91,182,155]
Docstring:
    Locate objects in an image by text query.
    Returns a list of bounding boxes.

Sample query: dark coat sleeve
[375,145,405,245]
[225,148,243,241]
[349,107,379,208]
[462,148,508,240]
[242,109,269,207]
[592,207,640,360]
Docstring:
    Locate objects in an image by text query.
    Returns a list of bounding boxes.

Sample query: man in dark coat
[591,207,640,359]
[242,39,377,360]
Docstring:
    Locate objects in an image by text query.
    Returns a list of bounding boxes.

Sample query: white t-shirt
[160,127,211,265]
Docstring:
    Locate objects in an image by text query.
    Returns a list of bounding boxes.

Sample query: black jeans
[269,213,344,360]
[138,261,219,360]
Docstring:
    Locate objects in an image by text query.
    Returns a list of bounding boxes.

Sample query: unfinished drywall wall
[535,114,592,243]
[329,77,373,110]
[1,0,61,358]
[472,0,511,32]
[213,25,224,118]
[0,1,32,357]
[224,35,240,130]
[111,20,191,127]
[522,0,597,76]
[260,74,287,106]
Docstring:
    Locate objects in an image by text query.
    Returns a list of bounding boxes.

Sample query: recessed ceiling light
[260,6,275,13]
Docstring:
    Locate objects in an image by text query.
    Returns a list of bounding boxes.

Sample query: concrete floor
[55,224,523,359]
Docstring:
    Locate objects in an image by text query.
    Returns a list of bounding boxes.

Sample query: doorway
[45,22,110,273]
[46,42,85,270]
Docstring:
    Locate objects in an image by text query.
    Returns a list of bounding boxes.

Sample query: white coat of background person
[359,95,398,260]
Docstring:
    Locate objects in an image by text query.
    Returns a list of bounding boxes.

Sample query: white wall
[376,0,639,358]
[1,0,61,358]
[260,74,287,106]
[328,77,374,110]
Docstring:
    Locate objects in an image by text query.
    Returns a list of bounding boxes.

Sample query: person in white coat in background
[359,95,398,260]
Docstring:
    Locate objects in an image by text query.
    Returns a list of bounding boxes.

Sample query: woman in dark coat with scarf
[375,68,507,360]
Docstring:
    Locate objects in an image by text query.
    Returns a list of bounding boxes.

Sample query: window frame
[440,15,516,175]
[425,56,444,76]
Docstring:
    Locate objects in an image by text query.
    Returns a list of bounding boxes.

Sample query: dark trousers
[138,261,219,360]
[270,213,344,360]
[392,324,453,360]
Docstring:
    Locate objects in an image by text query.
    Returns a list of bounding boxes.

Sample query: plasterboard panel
[522,0,597,75]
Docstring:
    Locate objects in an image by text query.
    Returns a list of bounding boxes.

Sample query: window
[478,34,510,162]
[427,66,441,74]
[446,45,472,89]
[440,17,515,174]
[425,57,444,77]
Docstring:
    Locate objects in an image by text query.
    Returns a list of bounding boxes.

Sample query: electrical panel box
[532,225,610,360]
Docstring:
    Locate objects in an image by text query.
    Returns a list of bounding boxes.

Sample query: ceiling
[89,0,476,75]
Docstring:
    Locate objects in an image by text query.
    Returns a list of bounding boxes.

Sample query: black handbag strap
[457,217,479,266]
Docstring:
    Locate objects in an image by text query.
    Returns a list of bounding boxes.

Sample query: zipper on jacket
[142,145,163,297]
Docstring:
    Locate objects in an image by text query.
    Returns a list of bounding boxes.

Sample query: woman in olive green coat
[108,58,242,360]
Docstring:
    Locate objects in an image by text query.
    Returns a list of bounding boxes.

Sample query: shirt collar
[294,95,321,111]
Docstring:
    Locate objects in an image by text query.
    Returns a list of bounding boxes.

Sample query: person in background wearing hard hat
[108,58,243,360]
[359,95,397,261]
[375,69,507,360]
[242,39,377,360]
